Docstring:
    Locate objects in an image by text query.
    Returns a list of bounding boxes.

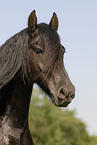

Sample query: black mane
[0,28,30,89]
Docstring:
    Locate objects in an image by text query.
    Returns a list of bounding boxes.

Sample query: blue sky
[0,0,97,135]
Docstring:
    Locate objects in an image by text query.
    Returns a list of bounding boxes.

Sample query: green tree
[29,88,97,145]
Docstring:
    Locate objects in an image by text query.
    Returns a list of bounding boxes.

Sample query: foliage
[29,87,97,145]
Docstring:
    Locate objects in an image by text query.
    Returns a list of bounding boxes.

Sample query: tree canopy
[29,87,97,145]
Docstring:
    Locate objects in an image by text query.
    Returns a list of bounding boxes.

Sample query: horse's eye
[35,49,42,54]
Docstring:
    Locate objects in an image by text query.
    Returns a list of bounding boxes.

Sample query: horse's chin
[50,93,71,107]
[54,102,69,107]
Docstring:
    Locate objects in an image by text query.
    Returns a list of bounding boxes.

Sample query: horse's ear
[28,10,37,32]
[49,12,58,31]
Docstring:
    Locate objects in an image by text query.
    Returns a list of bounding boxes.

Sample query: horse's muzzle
[51,86,75,107]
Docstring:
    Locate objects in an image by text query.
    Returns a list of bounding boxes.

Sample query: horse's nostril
[60,88,65,96]
[57,87,75,106]
[58,87,68,99]
[58,87,75,100]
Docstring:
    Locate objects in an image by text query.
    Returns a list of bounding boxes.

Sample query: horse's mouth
[50,93,72,107]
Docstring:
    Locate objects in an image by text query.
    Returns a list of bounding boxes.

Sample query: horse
[0,10,75,145]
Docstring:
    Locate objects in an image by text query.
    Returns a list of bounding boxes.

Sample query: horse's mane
[0,28,31,89]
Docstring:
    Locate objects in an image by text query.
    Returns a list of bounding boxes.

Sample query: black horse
[0,10,75,145]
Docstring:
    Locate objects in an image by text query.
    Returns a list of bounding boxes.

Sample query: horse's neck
[0,77,32,128]
[0,77,33,144]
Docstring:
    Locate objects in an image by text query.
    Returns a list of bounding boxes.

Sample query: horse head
[28,10,75,107]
